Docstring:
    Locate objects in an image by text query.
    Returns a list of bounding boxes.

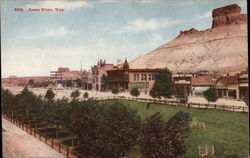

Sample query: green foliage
[1,89,15,111]
[83,92,89,99]
[203,87,218,103]
[130,88,140,97]
[70,90,80,100]
[44,89,55,102]
[224,155,240,158]
[74,78,82,88]
[140,113,167,158]
[97,103,142,158]
[101,74,109,91]
[112,88,119,95]
[141,111,191,158]
[175,86,188,104]
[150,68,172,99]
[66,80,73,88]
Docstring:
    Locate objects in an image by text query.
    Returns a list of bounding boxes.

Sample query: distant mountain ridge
[129,4,248,73]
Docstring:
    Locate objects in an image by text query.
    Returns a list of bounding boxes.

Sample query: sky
[1,0,247,77]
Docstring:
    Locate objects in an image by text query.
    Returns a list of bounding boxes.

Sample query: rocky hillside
[129,4,248,73]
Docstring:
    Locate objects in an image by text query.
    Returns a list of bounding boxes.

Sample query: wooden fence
[2,113,86,158]
[92,96,248,113]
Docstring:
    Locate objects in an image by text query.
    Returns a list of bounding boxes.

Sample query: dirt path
[2,117,66,158]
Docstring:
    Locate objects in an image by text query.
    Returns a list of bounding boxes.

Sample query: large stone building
[91,59,114,91]
[107,59,160,93]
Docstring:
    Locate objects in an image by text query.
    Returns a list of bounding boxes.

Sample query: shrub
[130,88,140,97]
[83,92,89,99]
[203,87,218,104]
[70,90,80,100]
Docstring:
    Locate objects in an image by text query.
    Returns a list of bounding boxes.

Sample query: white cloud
[116,18,183,33]
[177,1,202,6]
[192,11,212,20]
[25,0,91,10]
[25,27,79,39]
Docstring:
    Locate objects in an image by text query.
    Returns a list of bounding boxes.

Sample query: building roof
[192,75,215,86]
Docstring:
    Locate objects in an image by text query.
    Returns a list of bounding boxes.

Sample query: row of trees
[2,87,192,158]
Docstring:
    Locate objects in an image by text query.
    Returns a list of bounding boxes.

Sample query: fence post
[233,106,234,111]
[59,143,61,153]
[51,138,53,148]
[67,146,69,156]
[214,104,216,109]
[223,105,225,110]
[206,104,208,109]
[243,107,245,112]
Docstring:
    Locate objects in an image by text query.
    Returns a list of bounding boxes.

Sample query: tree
[150,68,172,99]
[141,111,191,158]
[66,80,73,89]
[165,111,192,157]
[94,103,141,158]
[112,88,118,97]
[27,79,34,86]
[70,90,80,100]
[203,87,218,104]
[140,113,167,158]
[175,86,188,105]
[130,88,140,98]
[44,89,55,102]
[83,92,89,99]
[74,78,82,88]
[101,74,109,91]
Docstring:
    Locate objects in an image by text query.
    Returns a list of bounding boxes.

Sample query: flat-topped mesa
[212,4,247,28]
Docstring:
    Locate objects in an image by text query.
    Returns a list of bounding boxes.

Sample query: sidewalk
[2,117,66,158]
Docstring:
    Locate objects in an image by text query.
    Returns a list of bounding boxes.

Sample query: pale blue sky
[1,0,247,77]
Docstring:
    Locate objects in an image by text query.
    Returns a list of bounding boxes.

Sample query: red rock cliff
[212,4,247,28]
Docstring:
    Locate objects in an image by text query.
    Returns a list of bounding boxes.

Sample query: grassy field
[102,99,249,158]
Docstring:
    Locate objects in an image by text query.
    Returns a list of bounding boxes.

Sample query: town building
[107,59,160,93]
[215,69,248,100]
[91,59,114,91]
[172,73,193,96]
[191,75,216,96]
[50,67,91,89]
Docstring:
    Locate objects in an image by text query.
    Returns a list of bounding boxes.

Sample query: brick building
[91,59,114,91]
[107,59,160,93]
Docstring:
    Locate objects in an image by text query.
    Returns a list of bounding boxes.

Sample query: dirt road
[2,117,66,158]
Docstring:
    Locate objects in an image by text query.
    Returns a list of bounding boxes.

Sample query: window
[134,74,139,81]
[148,74,152,80]
[141,74,147,81]
[134,74,137,81]
[152,73,155,80]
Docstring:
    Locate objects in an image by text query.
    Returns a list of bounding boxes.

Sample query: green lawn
[101,99,249,158]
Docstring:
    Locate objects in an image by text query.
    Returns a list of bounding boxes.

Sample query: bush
[130,88,140,97]
[112,88,119,96]
[83,92,89,99]
[70,90,80,100]
[203,87,218,103]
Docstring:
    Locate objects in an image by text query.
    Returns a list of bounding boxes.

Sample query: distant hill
[129,4,248,73]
